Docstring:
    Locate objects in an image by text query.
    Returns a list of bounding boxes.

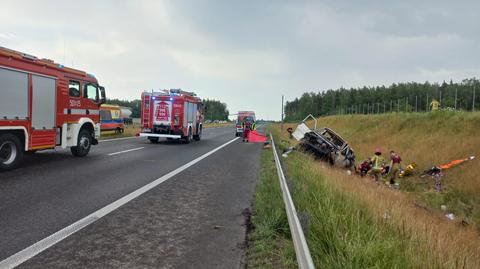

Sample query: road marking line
[99,136,137,142]
[0,137,240,269]
[107,147,144,156]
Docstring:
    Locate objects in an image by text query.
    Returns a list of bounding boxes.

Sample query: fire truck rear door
[31,75,56,130]
[30,75,56,148]
[153,99,172,126]
[0,67,29,120]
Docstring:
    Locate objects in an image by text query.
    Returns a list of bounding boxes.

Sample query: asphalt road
[0,126,264,268]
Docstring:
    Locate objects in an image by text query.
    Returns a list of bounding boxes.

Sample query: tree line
[106,98,229,121]
[203,99,229,121]
[107,98,142,118]
[285,78,480,121]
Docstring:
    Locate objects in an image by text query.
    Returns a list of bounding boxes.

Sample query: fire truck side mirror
[99,86,106,104]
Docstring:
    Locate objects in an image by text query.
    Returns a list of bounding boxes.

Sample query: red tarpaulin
[247,130,267,143]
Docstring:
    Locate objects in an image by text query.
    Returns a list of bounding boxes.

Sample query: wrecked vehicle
[292,115,356,170]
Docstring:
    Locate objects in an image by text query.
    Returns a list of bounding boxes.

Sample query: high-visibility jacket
[371,155,384,170]
[430,100,440,111]
[242,121,256,130]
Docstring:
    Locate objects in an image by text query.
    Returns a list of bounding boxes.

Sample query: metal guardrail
[270,133,315,269]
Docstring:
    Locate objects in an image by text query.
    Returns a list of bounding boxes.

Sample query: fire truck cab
[139,89,204,143]
[0,47,106,171]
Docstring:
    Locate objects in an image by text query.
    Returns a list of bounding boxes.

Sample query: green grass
[248,126,449,268]
[247,145,297,269]
[276,127,437,268]
[283,151,431,269]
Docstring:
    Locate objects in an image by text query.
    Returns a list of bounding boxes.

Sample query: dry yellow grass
[314,112,480,196]
[275,112,480,267]
[317,166,480,268]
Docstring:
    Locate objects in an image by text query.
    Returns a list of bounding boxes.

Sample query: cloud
[1,0,479,120]
[166,48,287,80]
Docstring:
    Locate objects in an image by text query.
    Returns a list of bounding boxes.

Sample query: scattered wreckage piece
[292,115,356,170]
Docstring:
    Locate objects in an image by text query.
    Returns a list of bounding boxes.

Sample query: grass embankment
[247,146,296,268]
[300,111,480,228]
[260,111,480,268]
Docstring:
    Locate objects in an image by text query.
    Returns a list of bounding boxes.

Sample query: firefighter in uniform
[242,116,255,142]
[430,99,440,111]
[369,148,385,181]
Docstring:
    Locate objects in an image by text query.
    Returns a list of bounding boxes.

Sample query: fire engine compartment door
[31,75,56,130]
[0,67,29,120]
[183,102,197,127]
[153,100,172,126]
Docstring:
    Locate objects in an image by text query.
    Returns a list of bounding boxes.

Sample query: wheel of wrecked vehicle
[71,129,92,157]
[0,134,23,171]
[148,137,159,143]
[193,126,202,141]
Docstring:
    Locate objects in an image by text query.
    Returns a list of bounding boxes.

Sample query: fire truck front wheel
[0,134,24,171]
[71,129,92,157]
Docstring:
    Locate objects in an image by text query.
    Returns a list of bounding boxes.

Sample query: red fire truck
[0,47,106,171]
[235,111,256,137]
[139,89,204,143]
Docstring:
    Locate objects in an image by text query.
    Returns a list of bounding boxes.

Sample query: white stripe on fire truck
[63,109,100,115]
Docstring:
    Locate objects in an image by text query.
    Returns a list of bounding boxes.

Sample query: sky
[1,0,479,120]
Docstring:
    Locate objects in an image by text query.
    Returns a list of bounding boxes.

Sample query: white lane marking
[107,147,144,156]
[0,137,240,269]
[99,136,137,143]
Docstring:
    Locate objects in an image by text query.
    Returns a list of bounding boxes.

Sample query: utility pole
[281,95,284,130]
[377,103,380,114]
[455,88,458,110]
[473,85,476,112]
[405,96,408,112]
[383,102,386,113]
[439,90,442,106]
[390,100,393,112]
[397,99,400,113]
[415,96,418,112]
[426,93,429,111]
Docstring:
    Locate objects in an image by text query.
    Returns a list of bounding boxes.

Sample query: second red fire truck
[0,47,106,171]
[139,89,204,143]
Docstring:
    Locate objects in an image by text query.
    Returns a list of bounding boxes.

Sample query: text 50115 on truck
[139,89,204,143]
[0,47,106,171]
